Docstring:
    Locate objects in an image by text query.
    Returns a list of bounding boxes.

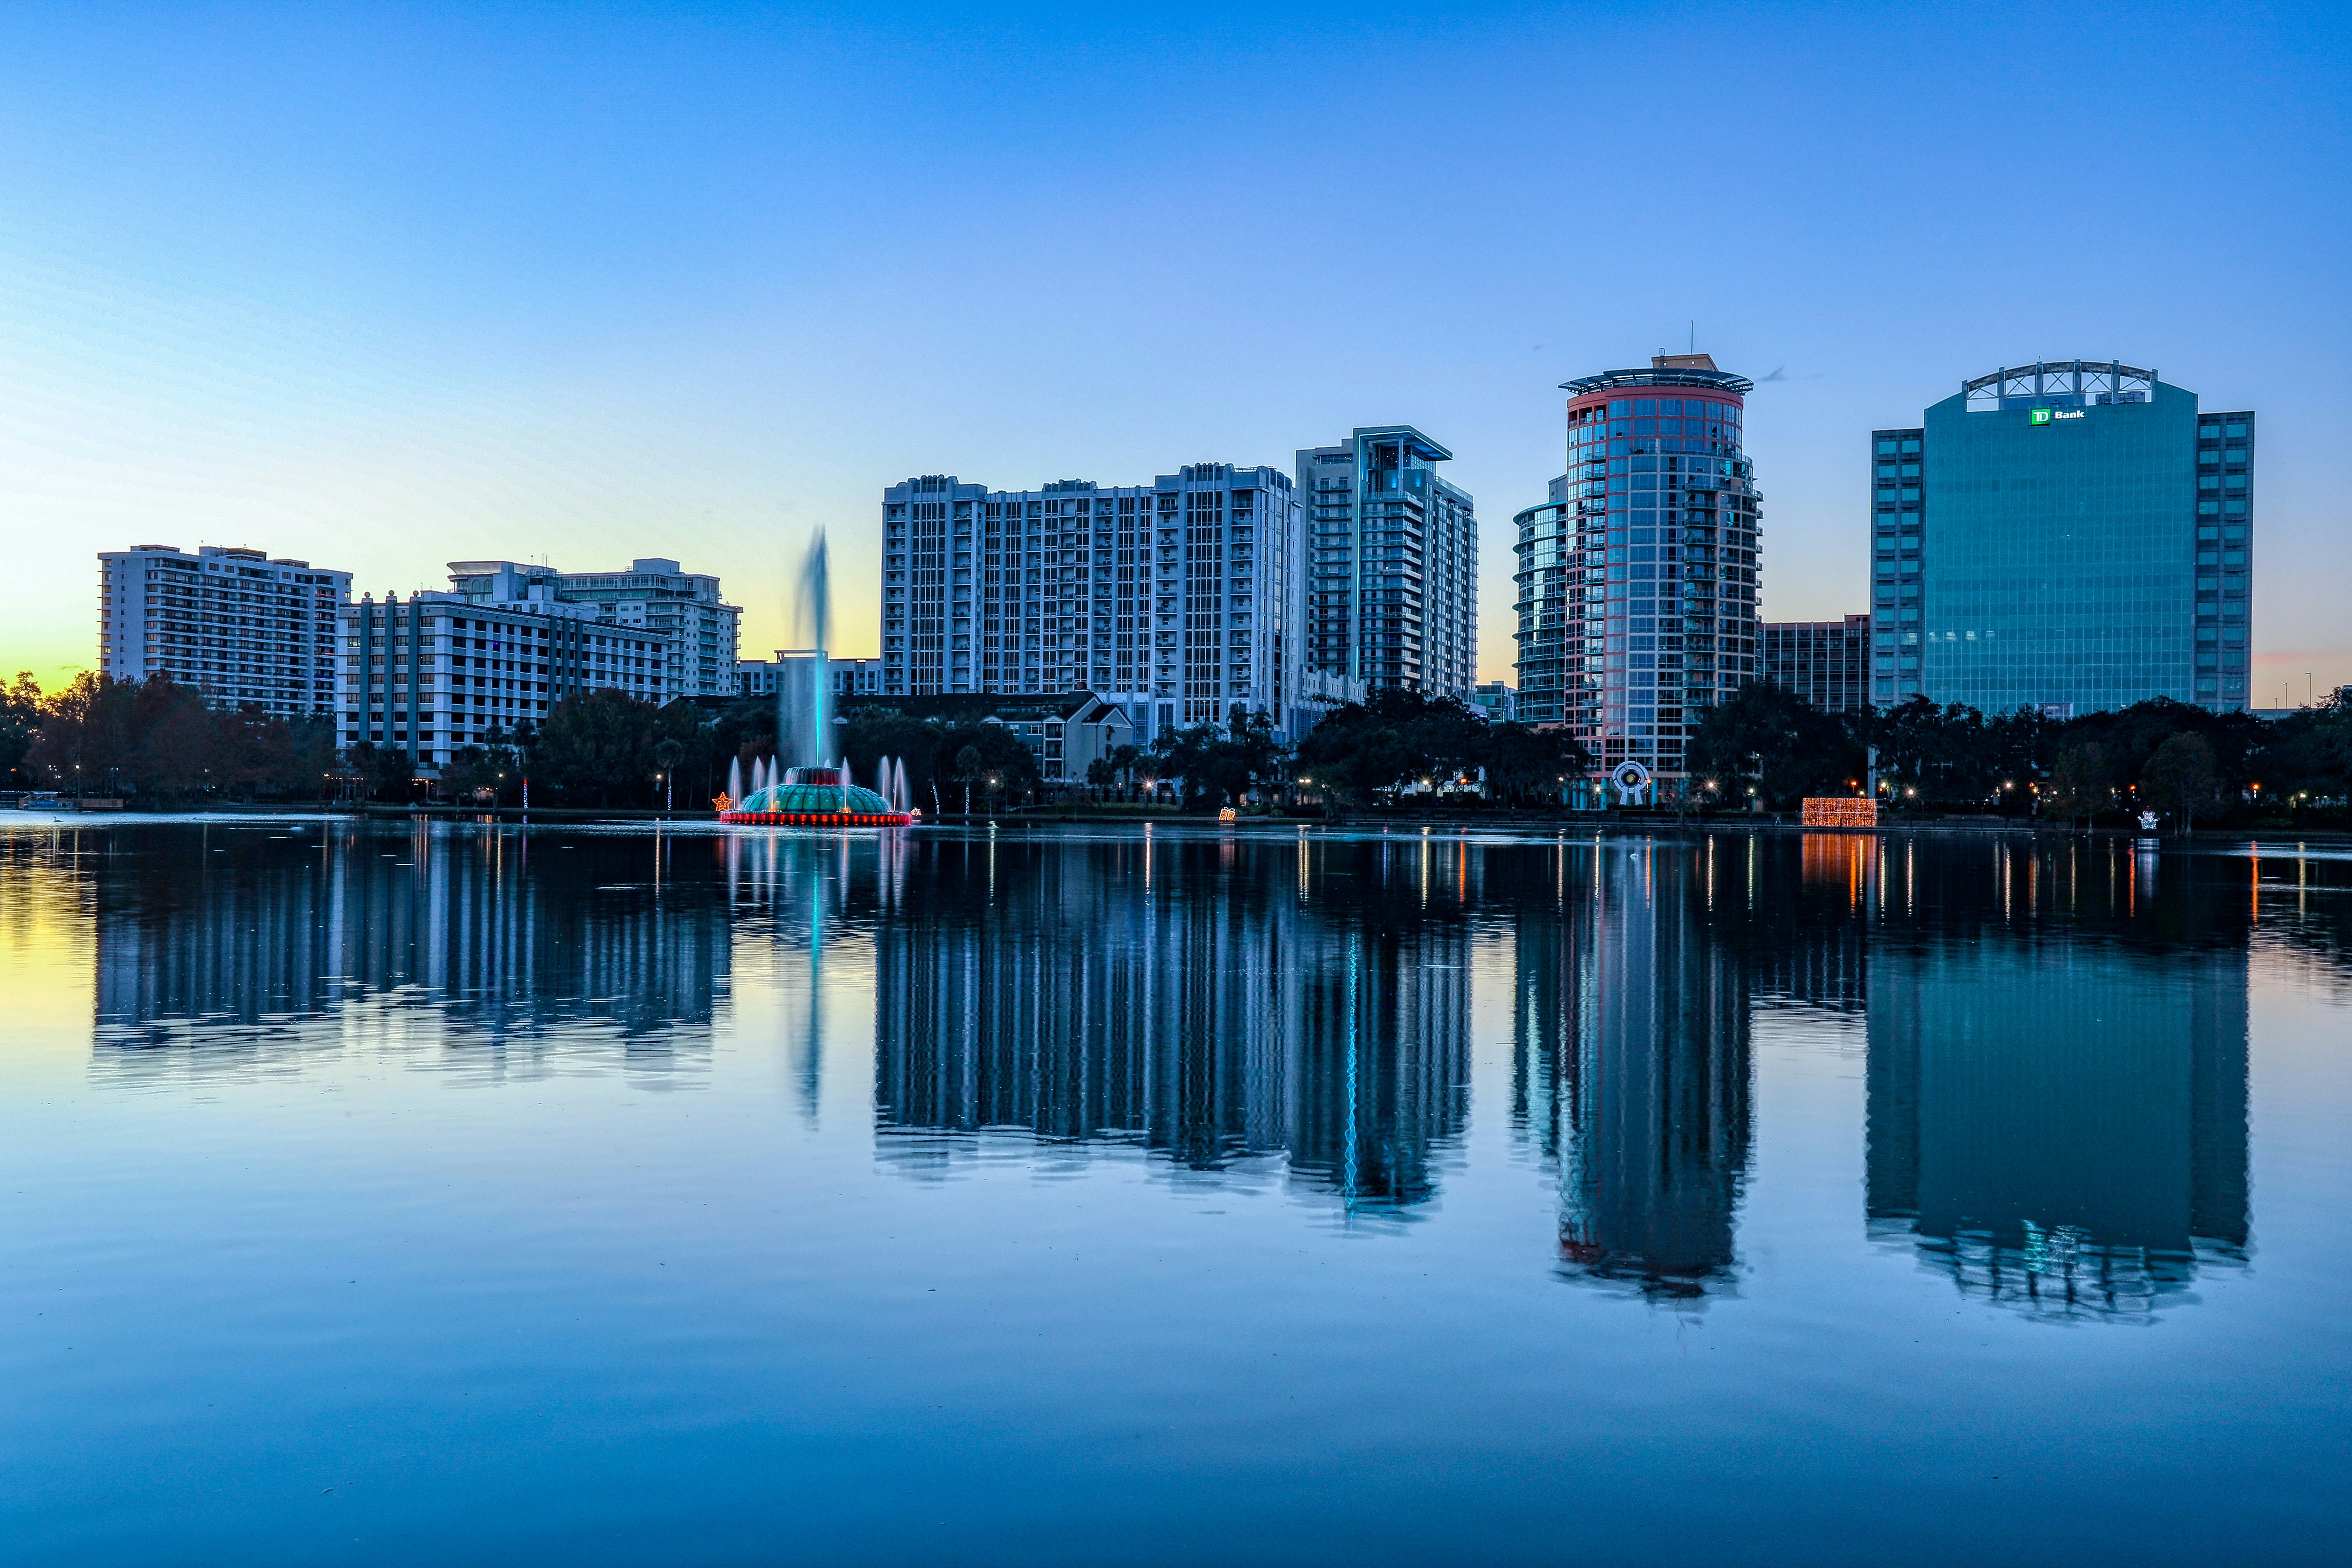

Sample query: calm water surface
[2,818,2348,1564]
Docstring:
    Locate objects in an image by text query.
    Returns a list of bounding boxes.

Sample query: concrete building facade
[99,544,351,716]
[879,463,1303,744]
[1295,427,1476,701]
[447,557,741,701]
[337,588,671,768]
[1763,615,1872,713]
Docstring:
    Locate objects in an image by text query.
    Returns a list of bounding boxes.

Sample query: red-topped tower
[1557,353,1762,802]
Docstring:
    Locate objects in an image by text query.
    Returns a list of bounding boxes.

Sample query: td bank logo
[2029,407,2087,425]
[2030,407,2052,425]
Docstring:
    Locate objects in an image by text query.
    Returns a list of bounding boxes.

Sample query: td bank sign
[2029,407,2088,425]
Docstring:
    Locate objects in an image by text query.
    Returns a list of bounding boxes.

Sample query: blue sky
[2,2,2346,699]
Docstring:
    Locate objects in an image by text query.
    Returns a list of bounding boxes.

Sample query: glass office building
[1870,360,2253,715]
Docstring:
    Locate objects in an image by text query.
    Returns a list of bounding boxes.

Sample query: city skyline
[1,6,2345,703]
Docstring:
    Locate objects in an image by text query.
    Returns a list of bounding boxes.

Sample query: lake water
[2,818,2348,1564]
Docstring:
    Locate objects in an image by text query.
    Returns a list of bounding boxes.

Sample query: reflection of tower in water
[1865,837,2250,1321]
[871,832,1470,1216]
[1516,838,1752,1302]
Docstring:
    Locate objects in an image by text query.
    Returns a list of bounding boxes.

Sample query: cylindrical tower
[1557,354,1762,800]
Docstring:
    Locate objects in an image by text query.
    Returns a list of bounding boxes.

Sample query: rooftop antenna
[1689,320,1695,352]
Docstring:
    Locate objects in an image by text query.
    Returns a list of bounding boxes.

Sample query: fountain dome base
[719,766,913,827]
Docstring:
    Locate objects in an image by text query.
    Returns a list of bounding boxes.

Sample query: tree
[1148,708,1285,812]
[530,690,663,806]
[2252,697,2352,810]
[2045,740,2112,829]
[840,707,943,800]
[2141,732,2221,835]
[1480,722,1589,807]
[1687,681,1863,808]
[0,673,41,789]
[711,695,779,782]
[930,722,1037,813]
[439,736,523,805]
[1292,691,1484,805]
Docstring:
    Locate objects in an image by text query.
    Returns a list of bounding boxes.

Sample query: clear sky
[2,2,2346,703]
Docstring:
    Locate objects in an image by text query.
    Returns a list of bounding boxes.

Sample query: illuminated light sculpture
[1610,760,1653,806]
[1801,797,1879,827]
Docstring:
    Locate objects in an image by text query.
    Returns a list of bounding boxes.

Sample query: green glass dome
[740,782,897,815]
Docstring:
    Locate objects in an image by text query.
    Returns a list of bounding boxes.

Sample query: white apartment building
[446,557,741,700]
[99,545,351,716]
[879,463,1304,744]
[1295,427,1477,701]
[337,589,673,768]
[738,654,886,701]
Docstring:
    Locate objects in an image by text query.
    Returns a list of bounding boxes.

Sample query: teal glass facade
[1872,363,2252,716]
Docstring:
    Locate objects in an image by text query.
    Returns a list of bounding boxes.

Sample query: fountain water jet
[720,531,911,827]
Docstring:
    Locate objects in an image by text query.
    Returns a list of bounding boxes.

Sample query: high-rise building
[1763,615,1872,713]
[446,558,741,701]
[1556,354,1764,795]
[1869,360,2252,715]
[1510,475,1573,727]
[337,584,670,766]
[878,464,1302,743]
[98,544,350,716]
[1295,427,1477,701]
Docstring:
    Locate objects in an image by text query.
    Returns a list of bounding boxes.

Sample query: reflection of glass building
[873,835,1470,1213]
[1866,841,2250,1320]
[93,825,731,1058]
[1514,840,1753,1302]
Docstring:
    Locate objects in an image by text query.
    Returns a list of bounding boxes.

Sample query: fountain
[721,530,912,827]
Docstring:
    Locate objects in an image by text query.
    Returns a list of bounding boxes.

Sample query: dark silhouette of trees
[1287,692,1588,808]
[2141,732,2222,834]
[2046,741,2113,828]
[528,690,663,806]
[1687,680,1865,807]
[2252,695,2352,809]
[1152,707,1283,811]
[20,672,336,802]
[932,722,1038,812]
[1,673,44,789]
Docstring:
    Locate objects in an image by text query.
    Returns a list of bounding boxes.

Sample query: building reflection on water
[54,818,2292,1315]
[1511,838,1753,1303]
[873,831,1470,1215]
[1864,836,2251,1321]
[90,822,731,1066]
